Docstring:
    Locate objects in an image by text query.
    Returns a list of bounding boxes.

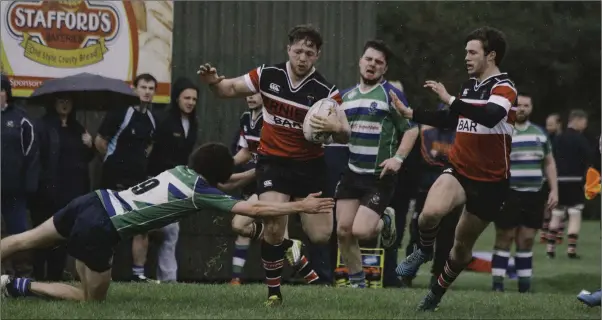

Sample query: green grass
[2,222,600,319]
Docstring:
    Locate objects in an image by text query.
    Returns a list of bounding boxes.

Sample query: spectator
[94,73,157,282]
[545,113,563,139]
[30,95,94,281]
[147,77,199,282]
[0,74,39,277]
[541,112,565,243]
[547,109,593,259]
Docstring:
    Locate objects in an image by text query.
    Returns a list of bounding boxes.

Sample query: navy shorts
[52,192,121,272]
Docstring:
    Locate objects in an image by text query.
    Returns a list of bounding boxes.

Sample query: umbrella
[28,72,140,109]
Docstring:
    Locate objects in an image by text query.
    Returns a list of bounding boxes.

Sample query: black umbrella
[28,72,140,109]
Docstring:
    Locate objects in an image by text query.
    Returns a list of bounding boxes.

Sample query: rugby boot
[396,248,432,278]
[380,207,397,248]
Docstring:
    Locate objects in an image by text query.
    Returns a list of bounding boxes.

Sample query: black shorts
[558,182,584,207]
[255,155,327,199]
[496,189,546,229]
[442,166,510,222]
[334,169,396,216]
[52,193,121,272]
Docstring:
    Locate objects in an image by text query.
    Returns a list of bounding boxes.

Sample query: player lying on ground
[335,40,414,288]
[198,24,350,306]
[0,142,334,302]
[490,93,558,293]
[391,26,518,311]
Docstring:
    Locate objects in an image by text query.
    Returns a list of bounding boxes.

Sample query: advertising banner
[0,0,173,103]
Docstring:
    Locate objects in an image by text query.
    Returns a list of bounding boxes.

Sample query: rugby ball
[303,98,339,144]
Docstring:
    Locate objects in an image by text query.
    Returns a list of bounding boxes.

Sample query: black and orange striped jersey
[243,61,342,160]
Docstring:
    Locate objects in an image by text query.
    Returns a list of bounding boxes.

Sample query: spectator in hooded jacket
[1,74,39,277]
[146,77,199,282]
[30,95,94,281]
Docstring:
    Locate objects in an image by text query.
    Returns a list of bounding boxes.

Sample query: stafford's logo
[6,0,120,68]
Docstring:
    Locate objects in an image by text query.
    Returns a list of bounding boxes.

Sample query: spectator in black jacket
[146,77,198,282]
[547,109,593,259]
[30,95,94,281]
[1,74,39,277]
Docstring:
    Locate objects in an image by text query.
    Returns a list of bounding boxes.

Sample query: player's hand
[300,192,335,214]
[389,90,413,119]
[81,132,92,147]
[424,80,453,105]
[546,189,559,211]
[310,114,341,133]
[379,157,402,178]
[197,63,225,85]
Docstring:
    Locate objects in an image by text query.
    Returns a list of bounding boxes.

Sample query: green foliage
[377,1,601,129]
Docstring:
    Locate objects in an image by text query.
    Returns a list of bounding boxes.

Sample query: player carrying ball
[198,24,350,306]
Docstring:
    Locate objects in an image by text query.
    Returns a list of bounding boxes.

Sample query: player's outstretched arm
[233,147,253,166]
[197,63,254,98]
[231,192,334,218]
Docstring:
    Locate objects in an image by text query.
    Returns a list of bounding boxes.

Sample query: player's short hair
[569,109,588,121]
[134,73,157,87]
[547,113,562,124]
[288,24,323,51]
[465,27,508,66]
[362,39,393,64]
[188,142,234,186]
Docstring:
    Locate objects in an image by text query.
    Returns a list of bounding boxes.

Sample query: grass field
[2,221,600,319]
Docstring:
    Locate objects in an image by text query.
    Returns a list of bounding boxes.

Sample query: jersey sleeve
[98,108,125,140]
[243,66,262,93]
[489,82,518,113]
[192,178,242,212]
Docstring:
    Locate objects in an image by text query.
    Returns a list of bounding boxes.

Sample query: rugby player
[229,94,320,285]
[491,93,558,293]
[335,40,414,288]
[197,24,350,305]
[391,26,518,311]
[0,143,334,302]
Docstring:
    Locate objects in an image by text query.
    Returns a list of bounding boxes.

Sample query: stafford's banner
[0,0,173,103]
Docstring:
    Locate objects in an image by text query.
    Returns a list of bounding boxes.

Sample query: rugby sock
[556,221,565,244]
[491,249,510,291]
[418,223,440,254]
[293,255,320,284]
[515,251,533,293]
[540,218,550,242]
[10,278,32,297]
[567,234,578,256]
[232,243,250,279]
[348,271,366,288]
[546,229,557,254]
[250,222,264,241]
[261,240,286,299]
[432,259,466,298]
[132,265,145,277]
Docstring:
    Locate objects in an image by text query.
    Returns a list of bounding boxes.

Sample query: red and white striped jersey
[449,73,517,181]
[244,62,342,160]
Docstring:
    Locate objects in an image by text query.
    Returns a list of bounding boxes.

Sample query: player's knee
[351,223,375,241]
[306,228,331,244]
[494,228,514,250]
[336,223,353,241]
[231,219,246,235]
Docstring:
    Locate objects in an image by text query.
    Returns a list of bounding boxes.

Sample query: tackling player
[335,40,413,288]
[0,143,334,302]
[197,24,350,305]
[491,93,558,293]
[391,26,518,311]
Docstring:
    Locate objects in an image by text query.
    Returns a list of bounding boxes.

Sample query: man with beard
[391,26,518,311]
[197,24,351,305]
[334,40,413,288]
[490,92,558,293]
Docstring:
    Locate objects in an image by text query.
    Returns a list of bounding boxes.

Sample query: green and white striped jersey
[97,165,241,238]
[342,82,411,175]
[509,122,552,192]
